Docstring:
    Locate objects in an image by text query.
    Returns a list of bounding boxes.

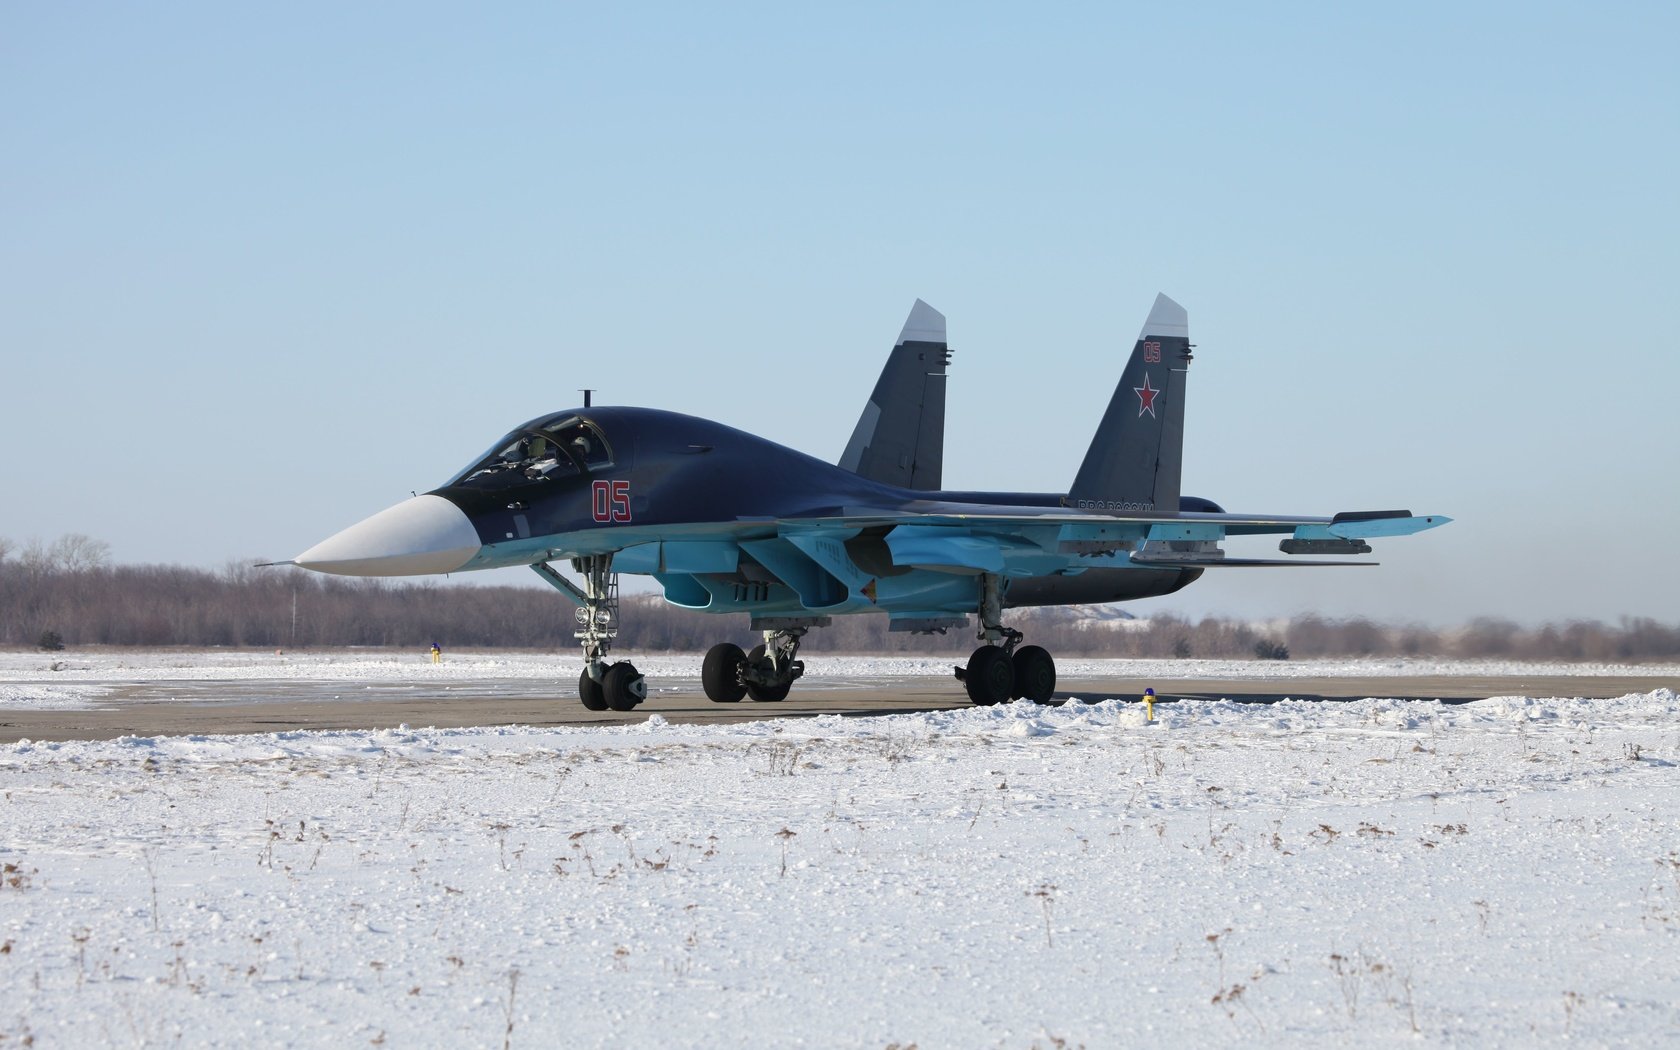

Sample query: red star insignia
[1135,373,1160,417]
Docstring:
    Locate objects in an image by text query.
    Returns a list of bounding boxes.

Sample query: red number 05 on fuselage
[591,479,631,523]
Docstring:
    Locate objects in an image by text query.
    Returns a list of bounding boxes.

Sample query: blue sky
[3,3,1675,625]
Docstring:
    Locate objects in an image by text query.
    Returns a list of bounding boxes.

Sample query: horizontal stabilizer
[1321,514,1451,540]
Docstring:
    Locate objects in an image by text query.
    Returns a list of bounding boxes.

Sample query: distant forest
[2,535,1678,662]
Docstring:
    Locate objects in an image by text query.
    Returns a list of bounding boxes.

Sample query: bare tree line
[0,534,113,574]
[1,540,1677,662]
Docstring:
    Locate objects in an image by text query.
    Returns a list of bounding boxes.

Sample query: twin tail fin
[839,299,950,490]
[1066,293,1190,514]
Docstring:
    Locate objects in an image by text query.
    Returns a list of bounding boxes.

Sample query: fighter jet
[290,294,1449,712]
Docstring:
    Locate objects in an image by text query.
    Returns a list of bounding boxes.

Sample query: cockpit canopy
[445,415,613,489]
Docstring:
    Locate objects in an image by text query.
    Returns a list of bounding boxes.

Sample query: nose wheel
[579,660,645,711]
[579,669,607,711]
[537,555,648,712]
[600,661,646,711]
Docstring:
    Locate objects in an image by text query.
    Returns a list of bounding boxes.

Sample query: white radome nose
[294,494,481,576]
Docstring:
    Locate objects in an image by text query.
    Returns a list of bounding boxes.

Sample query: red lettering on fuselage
[592,479,632,523]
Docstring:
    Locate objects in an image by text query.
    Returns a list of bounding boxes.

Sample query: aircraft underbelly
[653,566,983,618]
[1004,567,1199,608]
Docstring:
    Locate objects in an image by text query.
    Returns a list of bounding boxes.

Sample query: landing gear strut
[954,573,1057,705]
[702,621,813,703]
[546,555,645,712]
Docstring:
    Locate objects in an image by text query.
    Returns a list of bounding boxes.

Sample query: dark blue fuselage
[429,406,1200,613]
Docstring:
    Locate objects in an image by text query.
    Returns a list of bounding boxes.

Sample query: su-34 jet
[286,295,1448,712]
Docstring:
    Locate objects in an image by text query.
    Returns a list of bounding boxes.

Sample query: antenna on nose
[580,389,594,408]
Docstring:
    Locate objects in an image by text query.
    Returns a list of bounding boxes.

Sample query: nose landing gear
[541,555,645,712]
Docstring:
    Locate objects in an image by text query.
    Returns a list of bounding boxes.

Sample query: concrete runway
[3,671,1675,743]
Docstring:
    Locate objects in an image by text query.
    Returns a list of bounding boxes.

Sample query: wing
[531,506,1449,617]
[774,506,1451,572]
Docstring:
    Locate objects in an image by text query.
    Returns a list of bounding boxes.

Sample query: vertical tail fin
[1067,293,1191,513]
[838,299,950,490]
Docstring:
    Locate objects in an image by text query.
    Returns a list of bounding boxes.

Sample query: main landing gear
[702,621,814,703]
[564,555,645,713]
[954,573,1057,706]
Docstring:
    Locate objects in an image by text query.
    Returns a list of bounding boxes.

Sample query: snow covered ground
[3,657,1680,1047]
[5,647,1677,710]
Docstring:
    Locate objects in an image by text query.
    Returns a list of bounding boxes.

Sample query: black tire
[603,661,643,712]
[1012,645,1056,703]
[745,644,790,701]
[964,645,1013,706]
[702,643,747,703]
[578,669,608,711]
[747,680,791,702]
